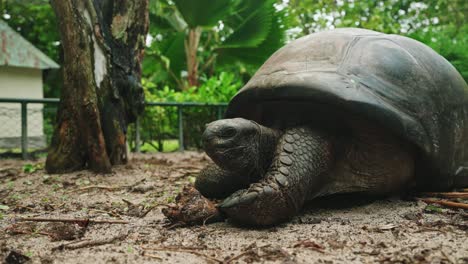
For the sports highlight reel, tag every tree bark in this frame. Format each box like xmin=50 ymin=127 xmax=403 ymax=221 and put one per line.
xmin=185 ymin=27 xmax=201 ymax=88
xmin=46 ymin=0 xmax=149 ymax=173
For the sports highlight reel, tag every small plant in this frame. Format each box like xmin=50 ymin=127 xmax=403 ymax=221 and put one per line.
xmin=42 ymin=174 xmax=62 ymax=185
xmin=9 ymin=193 xmax=23 ymax=201
xmin=75 ymin=179 xmax=91 ymax=186
xmin=23 ymin=163 xmax=44 ymax=173
xmin=23 ymin=180 xmax=33 ymax=186
xmin=424 ymin=204 xmax=443 ymax=213
xmin=52 ymin=183 xmax=63 ymax=191
xmin=6 ymin=181 xmax=14 ymax=189
xmin=133 ymin=73 xmax=241 ymax=151
xmin=127 ymin=246 xmax=134 ymax=253
xmin=187 ymin=176 xmax=196 ymax=184
xmin=166 ymin=195 xmax=176 ymax=203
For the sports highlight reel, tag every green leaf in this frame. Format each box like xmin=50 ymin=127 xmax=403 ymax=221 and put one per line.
xmin=221 ymin=0 xmax=275 ymax=48
xmin=156 ymin=32 xmax=187 ymax=78
xmin=23 ymin=164 xmax=35 ymax=173
xmin=22 ymin=163 xmax=43 ymax=173
xmin=217 ymin=8 xmax=287 ymax=66
xmin=173 ymin=0 xmax=233 ymax=28
xmin=0 ymin=204 xmax=9 ymax=211
xmin=150 ymin=14 xmax=174 ymax=31
xmin=149 ymin=0 xmax=187 ymax=33
xmin=424 ymin=204 xmax=443 ymax=213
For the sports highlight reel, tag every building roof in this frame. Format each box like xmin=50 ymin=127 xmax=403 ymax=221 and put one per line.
xmin=0 ymin=19 xmax=59 ymax=69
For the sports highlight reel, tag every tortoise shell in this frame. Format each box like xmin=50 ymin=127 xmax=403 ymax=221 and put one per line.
xmin=225 ymin=28 xmax=468 ymax=190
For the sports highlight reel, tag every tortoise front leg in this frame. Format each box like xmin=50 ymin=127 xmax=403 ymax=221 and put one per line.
xmin=218 ymin=127 xmax=334 ymax=226
xmin=195 ymin=162 xmax=250 ymax=199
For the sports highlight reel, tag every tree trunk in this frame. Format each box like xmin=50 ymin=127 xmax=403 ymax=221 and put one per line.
xmin=185 ymin=27 xmax=201 ymax=88
xmin=46 ymin=0 xmax=149 ymax=173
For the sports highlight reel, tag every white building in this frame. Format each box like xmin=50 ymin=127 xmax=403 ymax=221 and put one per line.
xmin=0 ymin=19 xmax=59 ymax=149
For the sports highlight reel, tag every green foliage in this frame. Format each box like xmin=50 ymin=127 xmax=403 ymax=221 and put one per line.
xmin=409 ymin=24 xmax=468 ymax=81
xmin=217 ymin=6 xmax=288 ymax=66
xmin=288 ymin=0 xmax=428 ymax=35
xmin=221 ymin=0 xmax=276 ymax=48
xmin=130 ymin=73 xmax=241 ymax=151
xmin=424 ymin=204 xmax=443 ymax=213
xmin=22 ymin=163 xmax=43 ymax=173
xmin=146 ymin=0 xmax=287 ymax=90
xmin=173 ymin=0 xmax=233 ymax=28
xmin=4 ymin=0 xmax=468 ymax=154
xmin=287 ymin=0 xmax=468 ymax=81
xmin=147 ymin=72 xmax=240 ymax=103
xmin=0 ymin=204 xmax=7 ymax=220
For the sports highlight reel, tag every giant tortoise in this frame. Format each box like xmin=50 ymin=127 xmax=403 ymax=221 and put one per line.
xmin=195 ymin=28 xmax=468 ymax=226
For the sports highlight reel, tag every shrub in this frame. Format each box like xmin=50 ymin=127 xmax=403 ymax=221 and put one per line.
xmin=129 ymin=72 xmax=241 ymax=151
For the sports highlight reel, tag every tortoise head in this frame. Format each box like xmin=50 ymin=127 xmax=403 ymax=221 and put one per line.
xmin=202 ymin=118 xmax=265 ymax=173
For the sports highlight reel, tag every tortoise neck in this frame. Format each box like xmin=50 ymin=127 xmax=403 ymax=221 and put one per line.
xmin=252 ymin=123 xmax=281 ymax=180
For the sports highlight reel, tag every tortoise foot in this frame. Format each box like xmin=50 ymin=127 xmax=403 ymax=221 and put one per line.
xmin=218 ymin=178 xmax=296 ymax=226
xmin=196 ymin=163 xmax=249 ymax=199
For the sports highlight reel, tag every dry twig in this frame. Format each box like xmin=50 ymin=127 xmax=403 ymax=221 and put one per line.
xmin=441 ymin=250 xmax=456 ymax=264
xmin=223 ymin=244 xmax=271 ymax=263
xmin=171 ymin=164 xmax=204 ymax=170
xmin=70 ymin=179 xmax=146 ymax=193
xmin=293 ymin=240 xmax=326 ymax=253
xmin=6 ymin=227 xmax=55 ymax=238
xmin=415 ymin=227 xmax=446 ymax=234
xmin=421 ymin=192 xmax=468 ymax=199
xmin=71 ymin=185 xmax=129 ymax=193
xmin=142 ymin=252 xmax=163 ymax=260
xmin=224 ymin=251 xmax=252 ymax=263
xmin=53 ymin=232 xmax=128 ymax=251
xmin=142 ymin=246 xmax=222 ymax=263
xmin=16 ymin=217 xmax=129 ymax=225
xmin=420 ymin=199 xmax=468 ymax=210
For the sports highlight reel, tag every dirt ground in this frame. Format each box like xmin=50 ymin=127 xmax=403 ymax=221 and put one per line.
xmin=0 ymin=152 xmax=467 ymax=264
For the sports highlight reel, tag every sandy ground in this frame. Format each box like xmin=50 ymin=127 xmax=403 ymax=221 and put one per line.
xmin=0 ymin=152 xmax=467 ymax=264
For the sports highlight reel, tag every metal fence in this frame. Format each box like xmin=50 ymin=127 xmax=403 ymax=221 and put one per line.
xmin=0 ymin=98 xmax=227 ymax=159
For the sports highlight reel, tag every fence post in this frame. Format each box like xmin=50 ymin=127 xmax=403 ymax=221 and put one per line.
xmin=135 ymin=116 xmax=141 ymax=153
xmin=216 ymin=106 xmax=224 ymax=120
xmin=177 ymin=106 xmax=184 ymax=151
xmin=21 ymin=101 xmax=28 ymax=160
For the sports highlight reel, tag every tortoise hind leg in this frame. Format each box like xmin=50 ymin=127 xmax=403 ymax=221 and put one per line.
xmin=219 ymin=127 xmax=334 ymax=226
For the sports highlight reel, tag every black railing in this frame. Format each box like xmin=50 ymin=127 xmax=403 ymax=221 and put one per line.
xmin=0 ymin=98 xmax=228 ymax=159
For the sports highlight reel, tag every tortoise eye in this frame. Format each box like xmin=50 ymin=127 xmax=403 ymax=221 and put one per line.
xmin=221 ymin=127 xmax=237 ymax=138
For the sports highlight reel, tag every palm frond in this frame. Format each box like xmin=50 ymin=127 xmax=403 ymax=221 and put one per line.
xmin=173 ymin=0 xmax=233 ymax=28
xmin=220 ymin=0 xmax=275 ymax=48
xmin=217 ymin=7 xmax=287 ymax=66
xmin=157 ymin=32 xmax=186 ymax=78
xmin=149 ymin=0 xmax=187 ymax=33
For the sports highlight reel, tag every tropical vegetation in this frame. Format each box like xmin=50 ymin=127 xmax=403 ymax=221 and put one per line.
xmin=2 ymin=0 xmax=467 ymax=150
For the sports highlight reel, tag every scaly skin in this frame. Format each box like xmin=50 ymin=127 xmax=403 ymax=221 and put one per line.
xmin=195 ymin=163 xmax=249 ymax=199
xmin=218 ymin=127 xmax=334 ymax=226
xmin=197 ymin=117 xmax=415 ymax=226
xmin=196 ymin=118 xmax=280 ymax=199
